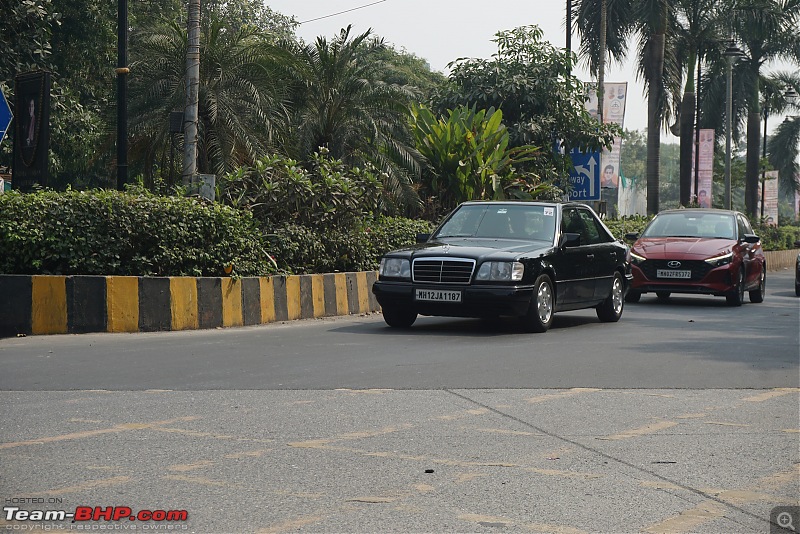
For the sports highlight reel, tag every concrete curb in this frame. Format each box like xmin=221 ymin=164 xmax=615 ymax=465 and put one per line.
xmin=0 ymin=272 xmax=380 ymax=337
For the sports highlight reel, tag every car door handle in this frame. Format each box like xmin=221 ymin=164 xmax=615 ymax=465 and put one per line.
xmin=586 ymin=254 xmax=595 ymax=260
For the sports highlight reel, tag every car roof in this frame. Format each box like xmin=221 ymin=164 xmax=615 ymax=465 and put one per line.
xmin=656 ymin=208 xmax=739 ymax=217
xmin=459 ymin=200 xmax=590 ymax=209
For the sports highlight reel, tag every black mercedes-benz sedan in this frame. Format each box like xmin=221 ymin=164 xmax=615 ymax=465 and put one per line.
xmin=372 ymin=201 xmax=632 ymax=332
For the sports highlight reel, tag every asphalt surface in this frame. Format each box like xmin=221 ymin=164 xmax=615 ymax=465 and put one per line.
xmin=0 ymin=272 xmax=798 ymax=533
xmin=0 ymin=274 xmax=797 ymax=391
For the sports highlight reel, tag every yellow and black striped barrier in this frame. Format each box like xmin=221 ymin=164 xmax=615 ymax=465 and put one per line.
xmin=0 ymin=272 xmax=379 ymax=337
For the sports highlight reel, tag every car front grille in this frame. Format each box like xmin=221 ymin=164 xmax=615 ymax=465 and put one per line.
xmin=413 ymin=258 xmax=475 ymax=284
xmin=639 ymin=260 xmax=714 ymax=281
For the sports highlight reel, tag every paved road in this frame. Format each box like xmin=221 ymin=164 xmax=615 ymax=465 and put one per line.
xmin=1 ymin=274 xmax=797 ymax=391
xmin=0 ymin=273 xmax=798 ymax=533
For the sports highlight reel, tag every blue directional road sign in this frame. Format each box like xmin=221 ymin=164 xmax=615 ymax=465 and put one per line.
xmin=0 ymin=88 xmax=12 ymax=147
xmin=567 ymin=147 xmax=601 ymax=201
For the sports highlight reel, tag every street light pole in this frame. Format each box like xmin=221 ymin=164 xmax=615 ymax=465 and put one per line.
xmin=722 ymin=42 xmax=742 ymax=210
xmin=760 ymin=104 xmax=768 ymax=220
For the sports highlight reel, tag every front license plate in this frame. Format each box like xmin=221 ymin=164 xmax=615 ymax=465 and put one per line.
xmin=415 ymin=289 xmax=462 ymax=302
xmin=656 ymin=269 xmax=691 ymax=279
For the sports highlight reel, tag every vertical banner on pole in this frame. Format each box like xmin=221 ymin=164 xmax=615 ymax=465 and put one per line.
xmin=13 ymin=70 xmax=51 ymax=191
xmin=759 ymin=170 xmax=779 ymax=226
xmin=584 ymin=82 xmax=630 ymax=212
xmin=795 ymin=184 xmax=800 ymax=221
xmin=690 ymin=129 xmax=714 ymax=207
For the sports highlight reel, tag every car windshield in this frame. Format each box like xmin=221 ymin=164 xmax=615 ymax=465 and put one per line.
xmin=642 ymin=212 xmax=736 ymax=239
xmin=434 ymin=204 xmax=557 ymax=242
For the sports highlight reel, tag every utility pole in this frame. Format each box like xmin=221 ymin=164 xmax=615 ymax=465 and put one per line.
xmin=182 ymin=0 xmax=200 ymax=187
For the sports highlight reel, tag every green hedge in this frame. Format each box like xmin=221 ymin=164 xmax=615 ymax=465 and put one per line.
xmin=752 ymin=223 xmax=800 ymax=251
xmin=0 ymin=189 xmax=276 ymax=276
xmin=604 ymin=216 xmax=652 ymax=240
xmin=270 ymin=217 xmax=433 ymax=274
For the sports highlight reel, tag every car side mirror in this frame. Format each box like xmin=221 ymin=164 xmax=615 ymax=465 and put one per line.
xmin=742 ymin=234 xmax=760 ymax=244
xmin=416 ymin=233 xmax=430 ymax=243
xmin=624 ymin=232 xmax=639 ymax=241
xmin=559 ymin=232 xmax=582 ymax=248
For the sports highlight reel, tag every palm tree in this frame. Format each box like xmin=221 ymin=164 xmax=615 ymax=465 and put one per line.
xmin=765 ymin=71 xmax=800 ymax=196
xmin=673 ymin=0 xmax=725 ymax=206
xmin=129 ymin=13 xmax=291 ymax=183
xmin=183 ymin=0 xmax=200 ymax=185
xmin=729 ymin=0 xmax=800 ymax=218
xmin=575 ymin=0 xmax=673 ymax=215
xmin=287 ymin=26 xmax=423 ymax=213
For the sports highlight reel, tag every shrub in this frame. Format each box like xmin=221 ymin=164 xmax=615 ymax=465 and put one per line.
xmin=219 ymin=151 xmax=383 ymax=230
xmin=0 ymin=189 xmax=276 ymax=276
xmin=753 ymin=224 xmax=800 ymax=251
xmin=604 ymin=216 xmax=652 ymax=240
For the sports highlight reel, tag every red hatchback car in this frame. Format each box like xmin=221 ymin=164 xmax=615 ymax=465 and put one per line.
xmin=625 ymin=209 xmax=766 ymax=306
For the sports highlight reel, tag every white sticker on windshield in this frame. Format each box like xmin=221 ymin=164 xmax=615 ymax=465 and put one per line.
xmin=497 ymin=209 xmax=508 ymax=213
xmin=544 ymin=207 xmax=554 ymax=216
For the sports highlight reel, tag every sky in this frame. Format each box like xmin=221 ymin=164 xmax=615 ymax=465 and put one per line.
xmin=265 ymin=0 xmax=795 ymax=138
xmin=267 ymin=0 xmax=652 ymax=130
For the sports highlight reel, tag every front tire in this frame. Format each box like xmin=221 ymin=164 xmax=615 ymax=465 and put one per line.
xmin=597 ymin=272 xmax=624 ymax=322
xmin=381 ymin=305 xmax=417 ymax=328
xmin=726 ymin=268 xmax=745 ymax=307
xmin=520 ymin=275 xmax=554 ymax=333
xmin=749 ymin=268 xmax=765 ymax=303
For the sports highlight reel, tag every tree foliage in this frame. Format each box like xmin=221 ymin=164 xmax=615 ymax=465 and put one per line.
xmin=433 ymin=26 xmax=618 ymax=153
xmin=285 ymin=26 xmax=424 ymax=214
xmin=411 ymin=104 xmax=559 ymax=214
xmin=128 ymin=14 xmax=292 ymax=181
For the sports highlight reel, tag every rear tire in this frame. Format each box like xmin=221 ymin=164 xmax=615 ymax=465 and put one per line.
xmin=520 ymin=275 xmax=554 ymax=333
xmin=726 ymin=268 xmax=745 ymax=307
xmin=748 ymin=268 xmax=765 ymax=303
xmin=381 ymin=305 xmax=417 ymax=328
xmin=597 ymin=273 xmax=624 ymax=323
xmin=625 ymin=290 xmax=641 ymax=303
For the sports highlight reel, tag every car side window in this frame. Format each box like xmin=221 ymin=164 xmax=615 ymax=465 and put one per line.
xmin=738 ymin=214 xmax=754 ymax=236
xmin=577 ymin=209 xmax=609 ymax=245
xmin=562 ymin=208 xmax=588 ymax=245
xmin=736 ymin=215 xmax=749 ymax=239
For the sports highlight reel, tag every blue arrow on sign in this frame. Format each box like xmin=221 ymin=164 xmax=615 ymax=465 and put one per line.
xmin=0 ymin=88 xmax=12 ymax=147
xmin=568 ymin=147 xmax=601 ymax=201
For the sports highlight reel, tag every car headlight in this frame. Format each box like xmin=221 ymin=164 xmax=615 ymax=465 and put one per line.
xmin=379 ymin=257 xmax=410 ymax=279
xmin=630 ymin=251 xmax=646 ymax=265
xmin=475 ymin=261 xmax=524 ymax=282
xmin=705 ymin=251 xmax=733 ymax=267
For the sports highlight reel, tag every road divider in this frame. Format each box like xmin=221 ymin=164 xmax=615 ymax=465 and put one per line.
xmin=1 ymin=248 xmax=795 ymax=337
xmin=0 ymin=272 xmax=380 ymax=337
